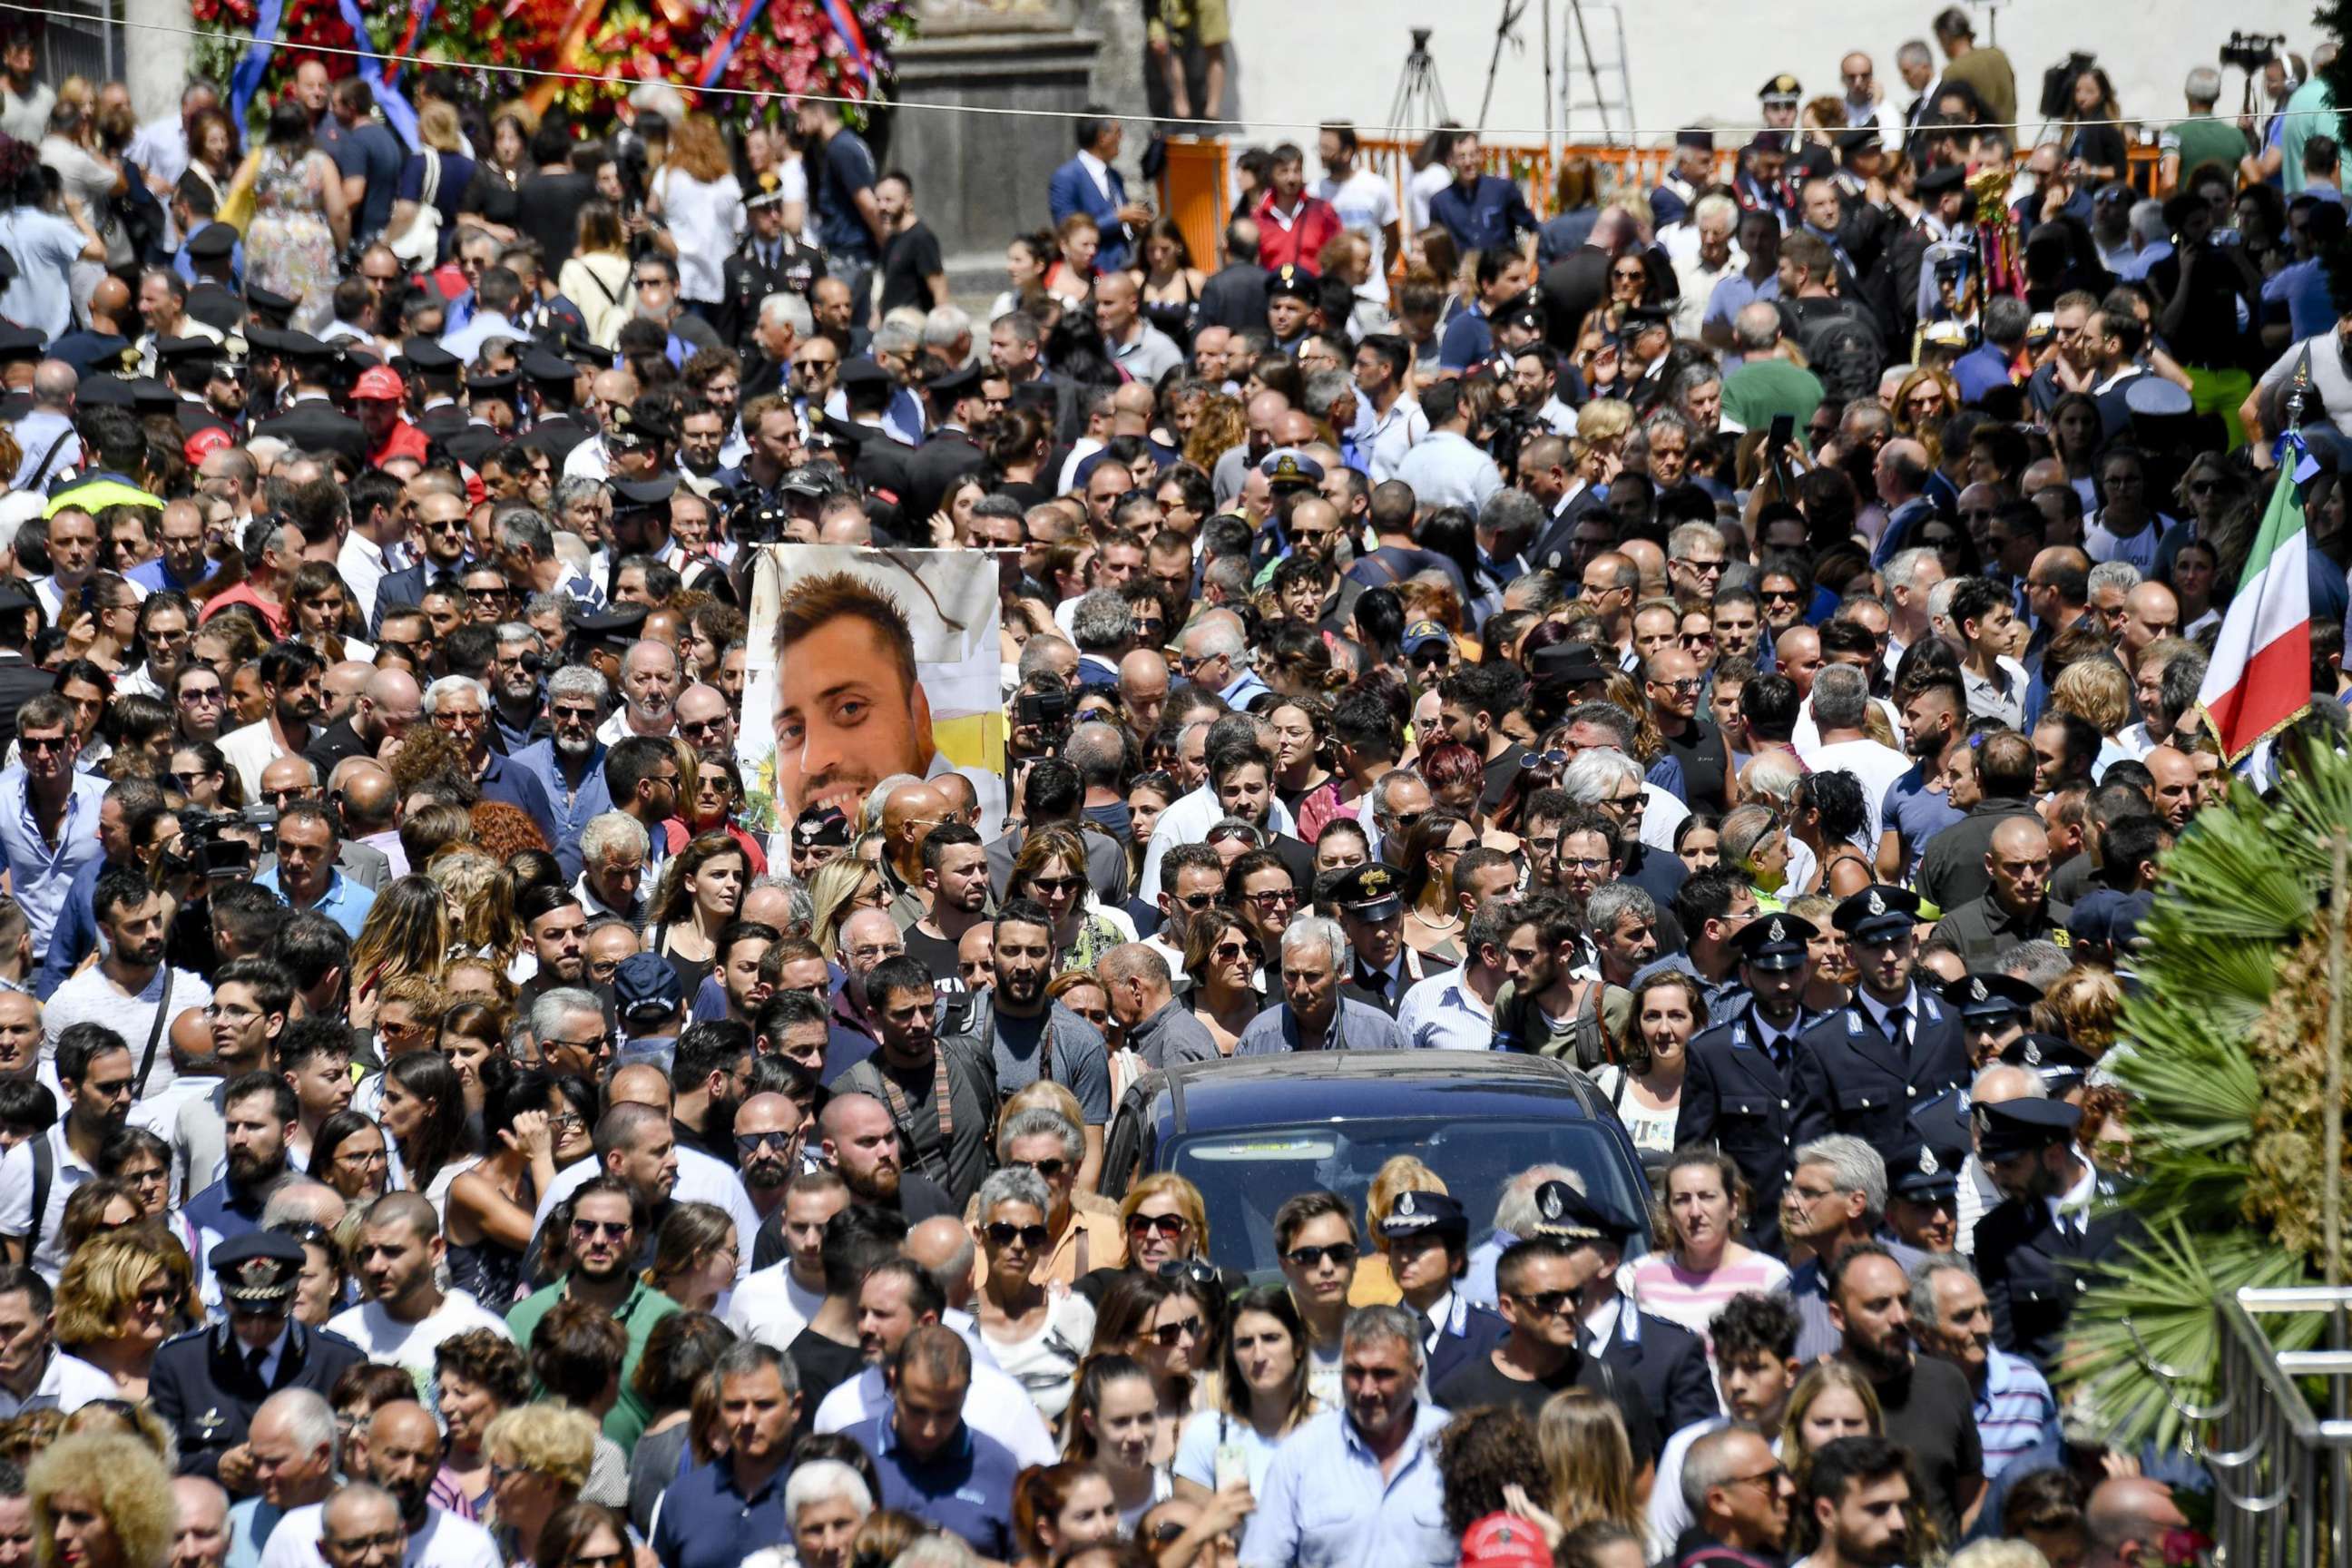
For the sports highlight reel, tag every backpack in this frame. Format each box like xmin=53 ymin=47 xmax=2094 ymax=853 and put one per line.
xmin=1788 ymin=297 xmax=1886 ymax=405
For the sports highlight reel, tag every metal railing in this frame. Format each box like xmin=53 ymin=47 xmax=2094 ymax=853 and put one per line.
xmin=2199 ymin=1288 xmax=2352 ymax=1568
xmin=39 ymin=0 xmax=121 ymax=90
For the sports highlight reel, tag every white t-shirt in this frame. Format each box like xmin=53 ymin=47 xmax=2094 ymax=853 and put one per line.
xmin=811 ymin=1359 xmax=1058 ymax=1469
xmin=259 ymin=1504 xmax=501 ymax=1568
xmin=0 ymin=1122 xmax=97 ymax=1280
xmin=724 ymin=1262 xmax=826 ymax=1351
xmin=1314 ymin=168 xmax=1400 ymax=299
xmin=978 ymin=1291 xmax=1095 ymax=1421
xmin=0 ymin=1348 xmax=117 ymax=1416
xmin=1173 ymin=1407 xmax=1289 ymax=1497
xmin=531 ymin=1149 xmax=757 ymax=1284
xmin=41 ymin=964 xmax=211 ymax=1099
xmin=655 ymin=167 xmax=746 ymax=303
xmin=2084 ymin=511 xmax=2164 ymax=575
xmin=1797 ymin=736 xmax=1916 ymax=849
xmin=325 ymin=1290 xmax=514 ymax=1405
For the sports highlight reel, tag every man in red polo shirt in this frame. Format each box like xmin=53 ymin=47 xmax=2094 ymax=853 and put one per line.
xmin=351 ymin=366 xmax=428 ymax=467
xmin=1254 ymin=142 xmax=1343 ymax=275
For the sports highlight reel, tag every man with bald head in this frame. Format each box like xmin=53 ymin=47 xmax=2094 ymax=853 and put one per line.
xmin=1211 ymin=390 xmax=1291 ymax=505
xmin=2144 ymin=746 xmax=2200 ymax=829
xmin=358 ymin=1404 xmax=499 ymax=1559
xmin=302 ymin=667 xmax=419 ymax=779
xmin=1872 ymin=437 xmax=1938 ymax=564
xmin=2119 ymin=581 xmax=2179 ymax=660
xmin=328 ymin=760 xmax=405 ymax=877
xmin=1932 ymin=817 xmax=2066 ymax=969
xmin=877 ymin=780 xmax=952 ymax=921
xmin=601 ymin=639 xmax=680 ymax=744
xmin=2082 ymin=1476 xmax=2191 ymax=1568
xmin=313 ymin=662 xmax=371 ymax=730
xmin=674 ymin=682 xmax=734 ymax=765
xmin=1118 ymin=651 xmax=1169 ymax=740
xmin=171 ymin=1476 xmax=230 ymax=1568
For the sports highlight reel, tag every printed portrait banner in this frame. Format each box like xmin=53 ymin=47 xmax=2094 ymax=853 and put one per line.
xmin=738 ymin=544 xmax=1008 ymax=844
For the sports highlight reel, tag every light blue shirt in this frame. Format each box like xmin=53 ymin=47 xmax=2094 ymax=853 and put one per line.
xmin=0 ymin=766 xmax=106 ymax=952
xmin=253 ymin=864 xmax=377 ymax=938
xmin=511 ymin=736 xmax=613 ymax=883
xmin=1395 ymin=967 xmax=1496 ymax=1052
xmin=1390 ymin=429 xmax=1502 ymax=514
xmin=1234 ymin=996 xmax=1410 ymax=1055
xmin=1239 ymin=1403 xmax=1456 ymax=1568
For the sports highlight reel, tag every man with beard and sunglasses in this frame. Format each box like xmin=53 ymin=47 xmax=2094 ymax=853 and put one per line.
xmin=505 ymin=1176 xmax=678 ymax=1447
xmin=1879 ymin=667 xmax=1967 ymax=887
xmin=1828 ymin=1242 xmax=1984 ymax=1543
xmin=1429 ymin=1233 xmax=1659 ymax=1451
xmin=514 ymin=667 xmax=615 ymax=886
xmin=181 ymin=1072 xmax=297 ymax=1243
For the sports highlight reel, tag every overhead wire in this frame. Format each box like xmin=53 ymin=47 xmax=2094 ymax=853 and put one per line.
xmin=0 ymin=0 xmax=2320 ymax=149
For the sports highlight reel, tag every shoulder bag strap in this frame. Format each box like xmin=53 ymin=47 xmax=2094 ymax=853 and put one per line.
xmin=132 ymin=968 xmax=173 ymax=1098
xmin=24 ymin=1130 xmax=53 ymax=1262
xmin=24 ymin=427 xmax=73 ymax=491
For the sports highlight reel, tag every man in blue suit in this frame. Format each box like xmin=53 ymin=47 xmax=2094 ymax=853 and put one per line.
xmin=1049 ymin=110 xmax=1152 ymax=274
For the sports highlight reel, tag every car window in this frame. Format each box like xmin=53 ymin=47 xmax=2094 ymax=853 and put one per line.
xmin=1165 ymin=1116 xmax=1650 ymax=1279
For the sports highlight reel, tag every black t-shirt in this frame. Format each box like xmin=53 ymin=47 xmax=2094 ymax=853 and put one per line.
xmin=1431 ymin=1348 xmax=1661 ymax=1457
xmin=1867 ymin=1356 xmax=1984 ymax=1542
xmin=877 ymin=219 xmax=944 ymax=318
xmin=788 ymin=1328 xmax=865 ymax=1432
xmin=902 ymin=923 xmax=964 ymax=991
xmin=750 ymin=1179 xmax=958 ymax=1269
xmin=1659 ymin=719 xmax=1730 ymax=814
xmin=517 ymin=170 xmax=597 ymax=270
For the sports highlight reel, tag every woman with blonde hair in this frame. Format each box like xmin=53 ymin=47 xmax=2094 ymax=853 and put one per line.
xmin=427 ymin=848 xmax=521 ymax=975
xmin=25 ymin=1430 xmax=177 ymax=1568
xmin=2049 ymin=655 xmax=2132 ymax=760
xmin=1347 ymin=1155 xmax=1448 ymax=1308
xmin=348 ymin=876 xmax=453 ymax=1031
xmin=1537 ymin=1389 xmax=1641 ymax=1536
xmin=648 ymin=115 xmax=743 ymax=318
xmin=1891 ymin=367 xmax=1960 ymax=461
xmin=808 ymin=856 xmax=890 ymax=962
xmin=1181 ymin=395 xmax=1244 ymax=471
xmin=484 ymin=1403 xmax=601 ymax=1565
xmin=561 ymin=201 xmax=637 ymax=348
xmin=55 ymin=1224 xmax=192 ymax=1400
xmin=2035 ymin=965 xmax=2124 ymax=1057
xmin=386 ymin=101 xmax=475 ymax=269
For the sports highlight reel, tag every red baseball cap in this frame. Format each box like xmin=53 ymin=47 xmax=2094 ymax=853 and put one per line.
xmin=182 ymin=426 xmax=232 ymax=465
xmin=1457 ymin=1514 xmax=1553 ymax=1568
xmin=350 ymin=366 xmax=407 ymax=402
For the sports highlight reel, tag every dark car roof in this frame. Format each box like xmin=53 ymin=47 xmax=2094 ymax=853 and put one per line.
xmin=1149 ymin=1052 xmax=1609 ymax=1136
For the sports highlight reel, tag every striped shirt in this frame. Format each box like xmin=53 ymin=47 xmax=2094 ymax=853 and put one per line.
xmin=1976 ymin=1347 xmax=2060 ymax=1478
xmin=1621 ymin=1250 xmax=1793 ymax=1340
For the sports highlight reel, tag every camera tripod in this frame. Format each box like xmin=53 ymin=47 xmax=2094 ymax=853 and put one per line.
xmin=1387 ymin=28 xmax=1452 ymax=140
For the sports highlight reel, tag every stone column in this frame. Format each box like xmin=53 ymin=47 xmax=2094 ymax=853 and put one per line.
xmin=890 ymin=0 xmax=1104 ymax=285
xmin=124 ymin=0 xmax=193 ymax=122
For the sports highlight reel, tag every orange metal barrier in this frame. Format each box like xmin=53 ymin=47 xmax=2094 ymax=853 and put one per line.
xmin=1159 ymin=133 xmax=2167 ymax=240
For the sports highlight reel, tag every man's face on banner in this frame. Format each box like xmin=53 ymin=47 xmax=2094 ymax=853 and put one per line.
xmin=773 ymin=609 xmax=936 ymax=825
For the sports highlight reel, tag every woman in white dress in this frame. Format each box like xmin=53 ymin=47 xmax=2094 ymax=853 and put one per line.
xmin=648 ymin=115 xmax=744 ymax=321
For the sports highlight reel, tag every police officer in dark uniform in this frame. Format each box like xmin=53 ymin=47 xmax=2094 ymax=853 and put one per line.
xmin=718 ymin=172 xmax=828 ymax=351
xmin=1972 ymin=1098 xmax=2144 ymax=1373
xmin=1941 ymin=973 xmax=2039 ymax=1067
xmin=1884 ymin=1121 xmax=1969 ymax=1254
xmin=1533 ymin=1179 xmax=1718 ymax=1436
xmin=1789 ymin=885 xmax=1971 ymax=1161
xmin=1378 ymin=1189 xmax=1506 ymax=1388
xmin=1333 ymin=863 xmax=1423 ymax=1015
xmin=899 ymin=359 xmax=989 ymax=529
xmin=1674 ymin=912 xmax=1821 ymax=1230
xmin=149 ymin=1230 xmax=367 ymax=1481
xmin=569 ymin=603 xmax=651 ymax=692
xmin=1996 ymin=1033 xmax=2097 ymax=1098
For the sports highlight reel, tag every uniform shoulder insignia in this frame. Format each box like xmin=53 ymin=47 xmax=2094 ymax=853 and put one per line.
xmin=1847 ymin=1011 xmax=1864 ymax=1034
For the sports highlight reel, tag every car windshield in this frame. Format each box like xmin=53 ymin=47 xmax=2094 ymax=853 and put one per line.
xmin=1167 ymin=1116 xmax=1651 ymax=1279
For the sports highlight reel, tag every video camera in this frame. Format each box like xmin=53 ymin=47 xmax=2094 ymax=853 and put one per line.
xmin=168 ymin=805 xmax=274 ymax=880
xmin=2037 ymin=50 xmax=2098 ymax=123
xmin=2222 ymin=31 xmax=2284 ymax=74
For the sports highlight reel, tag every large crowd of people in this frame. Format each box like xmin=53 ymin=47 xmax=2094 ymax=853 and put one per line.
xmin=0 ymin=7 xmax=2312 ymax=1568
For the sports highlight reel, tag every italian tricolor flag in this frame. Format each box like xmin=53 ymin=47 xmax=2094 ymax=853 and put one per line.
xmin=2198 ymin=456 xmax=2313 ymax=763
